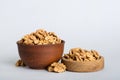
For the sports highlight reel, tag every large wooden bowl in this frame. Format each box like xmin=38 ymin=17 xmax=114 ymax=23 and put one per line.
xmin=61 ymin=56 xmax=104 ymax=72
xmin=17 ymin=40 xmax=65 ymax=69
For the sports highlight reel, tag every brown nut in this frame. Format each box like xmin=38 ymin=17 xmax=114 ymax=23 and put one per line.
xmin=18 ymin=29 xmax=62 ymax=45
xmin=15 ymin=59 xmax=26 ymax=67
xmin=48 ymin=62 xmax=66 ymax=73
xmin=63 ymin=48 xmax=101 ymax=62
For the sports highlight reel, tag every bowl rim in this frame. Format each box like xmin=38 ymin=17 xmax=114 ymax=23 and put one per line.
xmin=16 ymin=40 xmax=65 ymax=46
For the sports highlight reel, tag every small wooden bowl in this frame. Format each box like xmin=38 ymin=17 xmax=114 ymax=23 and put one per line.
xmin=17 ymin=40 xmax=65 ymax=69
xmin=61 ymin=56 xmax=104 ymax=72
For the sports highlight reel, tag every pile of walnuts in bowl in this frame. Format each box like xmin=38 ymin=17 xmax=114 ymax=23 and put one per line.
xmin=18 ymin=29 xmax=61 ymax=45
xmin=16 ymin=29 xmax=66 ymax=73
xmin=63 ymin=48 xmax=101 ymax=62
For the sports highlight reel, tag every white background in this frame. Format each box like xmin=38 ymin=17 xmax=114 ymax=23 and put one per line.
xmin=0 ymin=0 xmax=120 ymax=80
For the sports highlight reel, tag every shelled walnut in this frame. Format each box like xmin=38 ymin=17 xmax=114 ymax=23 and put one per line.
xmin=15 ymin=59 xmax=26 ymax=67
xmin=48 ymin=62 xmax=66 ymax=73
xmin=17 ymin=29 xmax=61 ymax=45
xmin=63 ymin=48 xmax=101 ymax=62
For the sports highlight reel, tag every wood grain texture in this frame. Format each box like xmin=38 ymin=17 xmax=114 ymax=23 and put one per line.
xmin=61 ymin=56 xmax=104 ymax=72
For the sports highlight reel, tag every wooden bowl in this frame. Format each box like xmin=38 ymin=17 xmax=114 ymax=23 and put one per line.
xmin=61 ymin=56 xmax=104 ymax=72
xmin=17 ymin=40 xmax=65 ymax=69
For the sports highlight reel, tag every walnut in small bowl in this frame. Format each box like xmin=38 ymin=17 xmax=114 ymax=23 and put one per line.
xmin=62 ymin=48 xmax=104 ymax=72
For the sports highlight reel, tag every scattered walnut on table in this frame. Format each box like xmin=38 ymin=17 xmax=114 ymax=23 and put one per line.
xmin=48 ymin=62 xmax=66 ymax=73
xmin=15 ymin=59 xmax=26 ymax=67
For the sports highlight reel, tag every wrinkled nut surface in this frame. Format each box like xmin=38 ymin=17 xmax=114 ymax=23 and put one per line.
xmin=15 ymin=59 xmax=26 ymax=67
xmin=63 ymin=48 xmax=101 ymax=62
xmin=48 ymin=62 xmax=66 ymax=73
xmin=17 ymin=29 xmax=61 ymax=45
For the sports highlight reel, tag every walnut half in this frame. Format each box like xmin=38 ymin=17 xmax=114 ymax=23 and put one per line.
xmin=48 ymin=62 xmax=66 ymax=73
xmin=15 ymin=59 xmax=26 ymax=67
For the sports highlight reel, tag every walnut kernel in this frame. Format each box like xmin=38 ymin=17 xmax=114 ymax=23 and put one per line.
xmin=63 ymin=48 xmax=101 ymax=62
xmin=48 ymin=62 xmax=66 ymax=73
xmin=15 ymin=59 xmax=26 ymax=67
